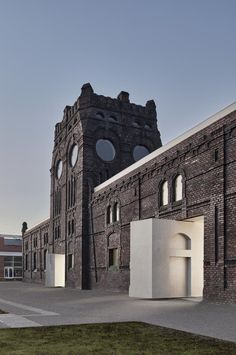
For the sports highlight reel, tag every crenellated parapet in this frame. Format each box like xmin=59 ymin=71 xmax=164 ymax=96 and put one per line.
xmin=54 ymin=83 xmax=158 ymax=140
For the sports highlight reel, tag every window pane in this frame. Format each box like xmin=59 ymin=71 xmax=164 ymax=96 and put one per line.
xmin=109 ymin=248 xmax=118 ymax=268
xmin=133 ymin=145 xmax=150 ymax=161
xmin=69 ymin=144 xmax=79 ymax=167
xmin=4 ymin=257 xmax=13 ymax=267
xmin=96 ymin=139 xmax=116 ymax=162
xmin=14 ymin=256 xmax=22 ymax=267
xmin=56 ymin=160 xmax=63 ymax=179
xmin=174 ymin=175 xmax=183 ymax=201
xmin=161 ymin=181 xmax=168 ymax=206
xmin=68 ymin=254 xmax=73 ymax=269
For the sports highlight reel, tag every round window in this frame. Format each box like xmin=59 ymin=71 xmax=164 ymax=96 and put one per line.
xmin=56 ymin=160 xmax=63 ymax=179
xmin=133 ymin=145 xmax=150 ymax=161
xmin=96 ymin=139 xmax=116 ymax=162
xmin=69 ymin=144 xmax=78 ymax=167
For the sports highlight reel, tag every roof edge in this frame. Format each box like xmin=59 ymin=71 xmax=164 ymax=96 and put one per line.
xmin=24 ymin=218 xmax=50 ymax=235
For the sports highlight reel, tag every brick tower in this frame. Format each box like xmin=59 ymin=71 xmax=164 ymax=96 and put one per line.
xmin=49 ymin=83 xmax=162 ymax=288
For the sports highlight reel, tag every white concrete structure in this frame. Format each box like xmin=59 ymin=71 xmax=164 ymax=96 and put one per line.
xmin=45 ymin=254 xmax=65 ymax=287
xmin=129 ymin=218 xmax=204 ymax=299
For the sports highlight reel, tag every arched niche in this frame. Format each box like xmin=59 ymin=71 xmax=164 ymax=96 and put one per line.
xmin=170 ymin=233 xmax=191 ymax=250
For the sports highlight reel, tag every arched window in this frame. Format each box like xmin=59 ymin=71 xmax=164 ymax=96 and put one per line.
xmin=44 ymin=250 xmax=47 ymax=271
xmin=113 ymin=203 xmax=120 ymax=222
xmin=173 ymin=174 xmax=183 ymax=202
xmin=96 ymin=112 xmax=104 ymax=119
xmin=160 ymin=180 xmax=168 ymax=206
xmin=107 ymin=205 xmax=112 ymax=225
xmin=33 ymin=252 xmax=37 ymax=270
xmin=25 ymin=254 xmax=28 ymax=271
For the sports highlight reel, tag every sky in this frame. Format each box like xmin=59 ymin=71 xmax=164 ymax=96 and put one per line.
xmin=0 ymin=0 xmax=236 ymax=234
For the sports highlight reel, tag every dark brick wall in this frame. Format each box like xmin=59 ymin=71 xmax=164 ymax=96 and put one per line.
xmin=90 ymin=110 xmax=236 ymax=302
xmin=22 ymin=84 xmax=236 ymax=302
xmin=48 ymin=84 xmax=162 ymax=288
xmin=23 ymin=220 xmax=49 ymax=284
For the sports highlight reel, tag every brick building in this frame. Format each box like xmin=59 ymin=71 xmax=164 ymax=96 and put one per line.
xmin=0 ymin=234 xmax=22 ymax=280
xmin=23 ymin=84 xmax=236 ymax=302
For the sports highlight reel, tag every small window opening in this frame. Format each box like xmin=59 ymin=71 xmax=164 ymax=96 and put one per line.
xmin=44 ymin=250 xmax=47 ymax=271
xmin=214 ymin=149 xmax=219 ymax=162
xmin=113 ymin=203 xmax=120 ymax=222
xmin=109 ymin=248 xmax=118 ymax=269
xmin=25 ymin=254 xmax=28 ymax=271
xmin=33 ymin=252 xmax=37 ymax=271
xmin=109 ymin=115 xmax=117 ymax=122
xmin=68 ymin=254 xmax=73 ymax=269
xmin=173 ymin=175 xmax=183 ymax=202
xmin=107 ymin=206 xmax=112 ymax=225
xmin=160 ymin=180 xmax=168 ymax=206
xmin=96 ymin=112 xmax=104 ymax=119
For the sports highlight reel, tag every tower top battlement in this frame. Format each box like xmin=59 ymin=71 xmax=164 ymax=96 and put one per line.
xmin=54 ymin=83 xmax=158 ymax=140
xmin=62 ymin=82 xmax=157 ymax=121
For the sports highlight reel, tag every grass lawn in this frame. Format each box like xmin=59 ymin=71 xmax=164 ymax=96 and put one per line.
xmin=0 ymin=322 xmax=236 ymax=354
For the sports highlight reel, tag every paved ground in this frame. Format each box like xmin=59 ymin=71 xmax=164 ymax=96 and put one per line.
xmin=0 ymin=281 xmax=236 ymax=342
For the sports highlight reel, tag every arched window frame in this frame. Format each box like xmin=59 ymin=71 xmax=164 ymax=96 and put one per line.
xmin=113 ymin=202 xmax=120 ymax=223
xmin=173 ymin=174 xmax=183 ymax=202
xmin=44 ymin=250 xmax=47 ymax=271
xmin=106 ymin=200 xmax=121 ymax=226
xmin=95 ymin=111 xmax=105 ymax=119
xmin=33 ymin=252 xmax=37 ymax=271
xmin=106 ymin=232 xmax=120 ymax=271
xmin=160 ymin=179 xmax=169 ymax=207
xmin=107 ymin=205 xmax=112 ymax=225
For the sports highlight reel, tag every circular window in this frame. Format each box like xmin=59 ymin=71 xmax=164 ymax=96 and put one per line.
xmin=96 ymin=139 xmax=116 ymax=162
xmin=69 ymin=144 xmax=78 ymax=167
xmin=56 ymin=160 xmax=63 ymax=179
xmin=133 ymin=145 xmax=150 ymax=161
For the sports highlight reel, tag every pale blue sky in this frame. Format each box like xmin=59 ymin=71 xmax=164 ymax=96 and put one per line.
xmin=1 ymin=0 xmax=236 ymax=234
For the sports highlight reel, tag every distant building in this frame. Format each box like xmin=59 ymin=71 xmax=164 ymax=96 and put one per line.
xmin=22 ymin=219 xmax=49 ymax=283
xmin=22 ymin=84 xmax=236 ymax=303
xmin=0 ymin=234 xmax=22 ymax=280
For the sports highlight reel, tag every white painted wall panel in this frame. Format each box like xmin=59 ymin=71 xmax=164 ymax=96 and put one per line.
xmin=129 ymin=218 xmax=204 ymax=299
xmin=45 ymin=254 xmax=65 ymax=287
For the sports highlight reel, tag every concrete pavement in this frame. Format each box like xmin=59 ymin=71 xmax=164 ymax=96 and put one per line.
xmin=0 ymin=281 xmax=236 ymax=342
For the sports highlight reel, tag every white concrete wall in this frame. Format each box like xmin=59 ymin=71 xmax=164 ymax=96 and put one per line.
xmin=129 ymin=218 xmax=204 ymax=299
xmin=45 ymin=254 xmax=65 ymax=287
xmin=130 ymin=220 xmax=153 ymax=298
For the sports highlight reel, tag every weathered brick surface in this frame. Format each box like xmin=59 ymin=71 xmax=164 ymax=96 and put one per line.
xmin=91 ymin=109 xmax=236 ymax=302
xmin=22 ymin=219 xmax=49 ymax=284
xmin=22 ymin=84 xmax=236 ymax=302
